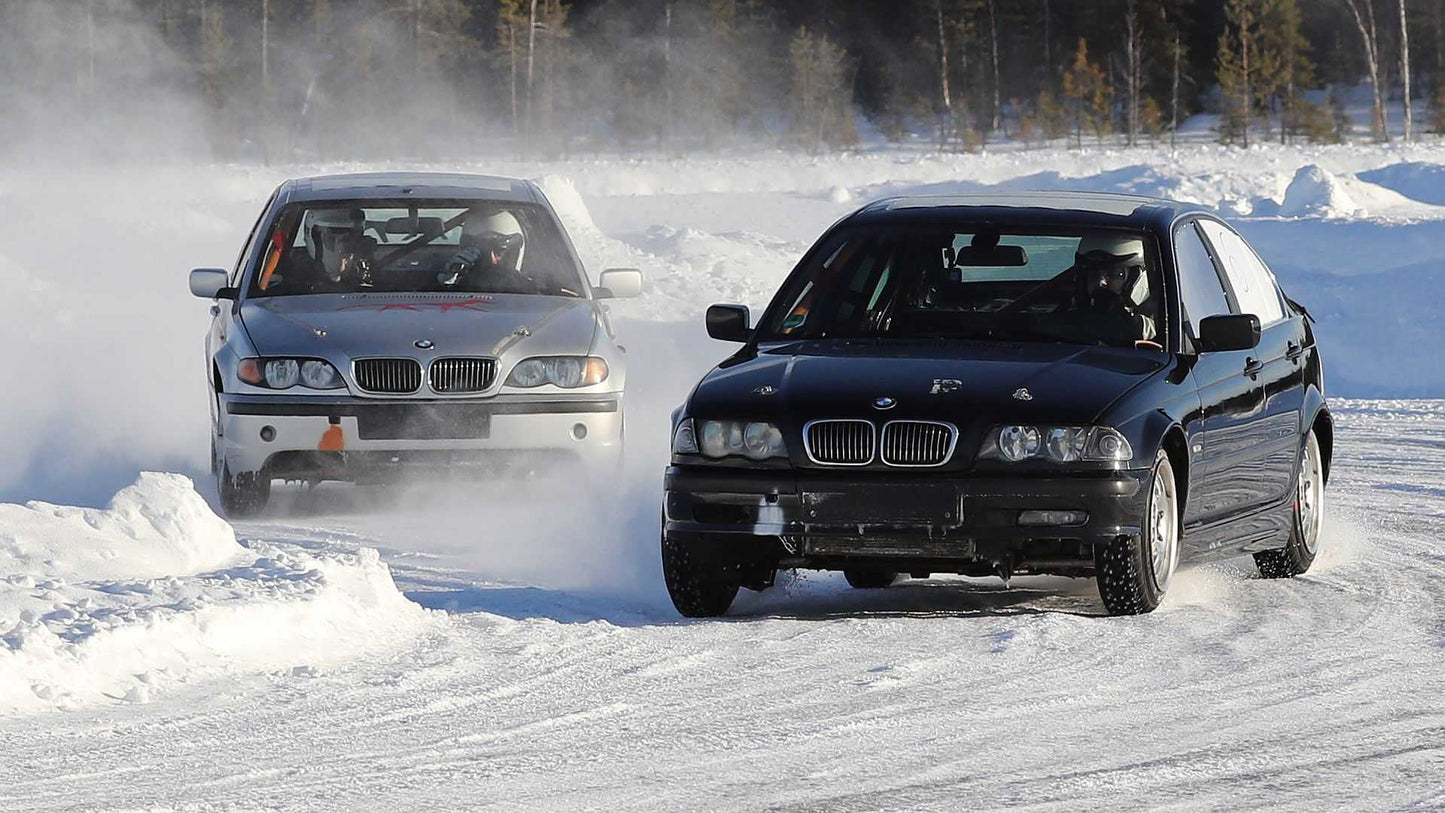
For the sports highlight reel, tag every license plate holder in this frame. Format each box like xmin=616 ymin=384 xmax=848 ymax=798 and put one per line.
xmin=801 ymin=483 xmax=961 ymax=526
xmin=356 ymin=405 xmax=492 ymax=440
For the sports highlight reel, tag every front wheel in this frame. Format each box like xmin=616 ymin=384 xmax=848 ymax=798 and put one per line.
xmin=217 ymin=460 xmax=270 ymax=519
xmin=1095 ymin=448 xmax=1180 ymax=616
xmin=661 ymin=528 xmax=740 ymax=618
xmin=1255 ymin=429 xmax=1324 ymax=579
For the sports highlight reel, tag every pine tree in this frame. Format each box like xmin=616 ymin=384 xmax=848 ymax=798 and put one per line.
xmin=1063 ymin=38 xmax=1110 ymax=146
xmin=790 ymin=26 xmax=856 ymax=152
xmin=1216 ymin=0 xmax=1261 ymax=146
xmin=1261 ymin=0 xmax=1313 ymax=144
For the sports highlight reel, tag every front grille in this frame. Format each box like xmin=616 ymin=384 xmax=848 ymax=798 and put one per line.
xmin=804 ymin=419 xmax=875 ymax=466
xmin=429 ymin=358 xmax=496 ymax=393
xmin=880 ymin=420 xmax=957 ymax=467
xmin=354 ymin=358 xmax=422 ymax=394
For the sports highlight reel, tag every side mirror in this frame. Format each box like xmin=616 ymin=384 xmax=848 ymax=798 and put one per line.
xmin=1197 ymin=313 xmax=1260 ymax=352
xmin=706 ymin=304 xmax=751 ymax=342
xmin=190 ymin=268 xmax=235 ymax=299
xmin=596 ymin=268 xmax=643 ymax=299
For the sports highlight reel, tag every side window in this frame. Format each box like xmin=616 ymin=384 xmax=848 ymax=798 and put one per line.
xmin=1197 ymin=220 xmax=1285 ymax=325
xmin=1173 ymin=221 xmax=1232 ymax=334
xmin=231 ymin=192 xmax=277 ymax=286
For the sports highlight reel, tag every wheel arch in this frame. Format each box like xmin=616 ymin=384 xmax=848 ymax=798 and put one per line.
xmin=1310 ymin=406 xmax=1334 ymax=485
xmin=1159 ymin=424 xmax=1190 ymax=521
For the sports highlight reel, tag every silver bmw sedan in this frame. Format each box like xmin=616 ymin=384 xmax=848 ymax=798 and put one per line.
xmin=189 ymin=172 xmax=640 ymax=517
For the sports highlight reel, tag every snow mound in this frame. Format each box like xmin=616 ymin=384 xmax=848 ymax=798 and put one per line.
xmin=1356 ymin=162 xmax=1445 ymax=207
xmin=1278 ymin=165 xmax=1361 ymax=219
xmin=625 ymin=224 xmax=803 ymax=316
xmin=0 ymin=472 xmax=240 ymax=581
xmin=0 ymin=474 xmax=435 ymax=712
xmin=533 ymin=174 xmax=599 ymax=236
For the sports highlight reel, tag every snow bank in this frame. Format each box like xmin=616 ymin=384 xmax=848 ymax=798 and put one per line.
xmin=0 ymin=472 xmax=239 ymax=581
xmin=0 ymin=474 xmax=434 ymax=712
xmin=1356 ymin=162 xmax=1445 ymax=206
xmin=1278 ymin=164 xmax=1361 ymax=218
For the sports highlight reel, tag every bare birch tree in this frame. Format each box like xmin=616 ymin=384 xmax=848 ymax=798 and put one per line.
xmin=1342 ymin=0 xmax=1388 ymax=141
xmin=1398 ymin=0 xmax=1411 ymax=140
xmin=1124 ymin=0 xmax=1141 ymax=146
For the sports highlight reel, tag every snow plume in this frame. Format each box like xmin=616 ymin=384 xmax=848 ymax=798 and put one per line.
xmin=0 ymin=473 xmax=434 ymax=712
xmin=0 ymin=0 xmax=210 ymax=164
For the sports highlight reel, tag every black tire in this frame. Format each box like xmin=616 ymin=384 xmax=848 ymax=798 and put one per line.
xmin=1095 ymin=448 xmax=1180 ymax=616
xmin=1255 ymin=429 xmax=1324 ymax=579
xmin=843 ymin=568 xmax=899 ymax=589
xmin=661 ymin=530 xmax=740 ymax=618
xmin=218 ymin=461 xmax=270 ymax=519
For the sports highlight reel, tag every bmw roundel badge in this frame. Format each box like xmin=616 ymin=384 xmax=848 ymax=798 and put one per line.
xmin=414 ymin=339 xmax=435 ymax=349
xmin=873 ymin=396 xmax=897 ymax=410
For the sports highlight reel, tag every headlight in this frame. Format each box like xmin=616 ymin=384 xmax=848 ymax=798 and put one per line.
xmin=998 ymin=425 xmax=1041 ymax=461
xmin=264 ymin=359 xmax=300 ymax=389
xmin=690 ymin=419 xmax=786 ymax=460
xmin=982 ymin=425 xmax=1132 ymax=463
xmin=300 ymin=360 xmax=343 ymax=389
xmin=672 ymin=418 xmax=699 ymax=454
xmin=237 ymin=358 xmax=345 ymax=390
xmin=505 ymin=356 xmax=608 ymax=388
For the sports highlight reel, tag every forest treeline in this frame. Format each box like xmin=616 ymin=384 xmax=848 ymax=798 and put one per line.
xmin=3 ymin=0 xmax=1444 ymax=160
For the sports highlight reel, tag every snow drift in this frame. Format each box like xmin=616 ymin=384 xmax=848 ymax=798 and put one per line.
xmin=1278 ymin=164 xmax=1361 ymax=219
xmin=0 ymin=473 xmax=434 ymax=712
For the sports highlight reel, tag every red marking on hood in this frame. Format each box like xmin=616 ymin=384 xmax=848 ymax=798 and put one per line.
xmin=336 ymin=297 xmax=494 ymax=314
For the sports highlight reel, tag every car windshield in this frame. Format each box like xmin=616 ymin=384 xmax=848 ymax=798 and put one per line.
xmin=247 ymin=200 xmax=584 ymax=298
xmin=760 ymin=224 xmax=1164 ymax=349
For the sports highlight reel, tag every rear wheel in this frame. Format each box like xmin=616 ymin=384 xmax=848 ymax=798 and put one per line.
xmin=1255 ymin=429 xmax=1324 ymax=579
xmin=1095 ymin=448 xmax=1179 ymax=616
xmin=217 ymin=460 xmax=270 ymax=519
xmin=843 ymin=568 xmax=899 ymax=589
xmin=661 ymin=527 xmax=740 ymax=618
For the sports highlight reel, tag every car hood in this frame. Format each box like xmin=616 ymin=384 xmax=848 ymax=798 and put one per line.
xmin=239 ymin=293 xmax=599 ymax=359
xmin=690 ymin=340 xmax=1166 ymax=426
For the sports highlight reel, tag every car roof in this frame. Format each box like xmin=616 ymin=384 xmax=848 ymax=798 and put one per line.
xmin=852 ymin=191 xmax=1212 ymax=230
xmin=281 ymin=172 xmax=539 ymax=204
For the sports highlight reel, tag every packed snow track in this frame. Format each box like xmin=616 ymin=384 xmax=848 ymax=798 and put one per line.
xmin=3 ymin=148 xmax=1445 ymax=808
xmin=1 ymin=400 xmax=1442 ymax=809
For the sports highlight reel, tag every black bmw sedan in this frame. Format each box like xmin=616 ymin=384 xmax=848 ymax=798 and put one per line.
xmin=662 ymin=192 xmax=1332 ymax=617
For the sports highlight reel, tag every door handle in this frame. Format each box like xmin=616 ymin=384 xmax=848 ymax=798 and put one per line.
xmin=1243 ymin=357 xmax=1264 ymax=377
xmin=1286 ymin=342 xmax=1304 ymax=362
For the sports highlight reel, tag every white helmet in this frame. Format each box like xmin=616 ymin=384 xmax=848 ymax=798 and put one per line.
xmin=463 ymin=209 xmax=525 ymax=272
xmin=1076 ymin=234 xmax=1144 ymax=262
xmin=304 ymin=208 xmax=364 ymax=279
xmin=1077 ymin=234 xmax=1149 ymax=304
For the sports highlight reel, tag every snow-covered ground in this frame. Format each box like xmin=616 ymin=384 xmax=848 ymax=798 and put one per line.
xmin=1 ymin=142 xmax=1444 ymax=808
xmin=0 ymin=402 xmax=1441 ymax=809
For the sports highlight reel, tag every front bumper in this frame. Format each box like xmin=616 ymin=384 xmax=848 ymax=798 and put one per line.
xmin=219 ymin=393 xmax=622 ymax=480
xmin=664 ymin=465 xmax=1150 ymax=572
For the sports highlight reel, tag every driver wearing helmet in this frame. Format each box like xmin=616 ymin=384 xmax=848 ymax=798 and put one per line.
xmin=277 ymin=207 xmax=375 ymax=292
xmin=438 ymin=209 xmax=529 ymax=290
xmin=1072 ymin=235 xmax=1157 ymax=345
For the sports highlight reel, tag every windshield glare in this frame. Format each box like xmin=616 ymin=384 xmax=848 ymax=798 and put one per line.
xmin=248 ymin=200 xmax=584 ymax=298
xmin=762 ymin=225 xmax=1163 ymax=349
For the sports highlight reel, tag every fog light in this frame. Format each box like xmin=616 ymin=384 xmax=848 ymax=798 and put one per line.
xmin=571 ymin=423 xmax=588 ymax=440
xmin=1018 ymin=509 xmax=1087 ymax=527
xmin=259 ymin=425 xmax=276 ymax=442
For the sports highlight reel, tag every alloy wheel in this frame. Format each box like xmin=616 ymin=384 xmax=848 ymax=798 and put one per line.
xmin=1149 ymin=456 xmax=1180 ymax=594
